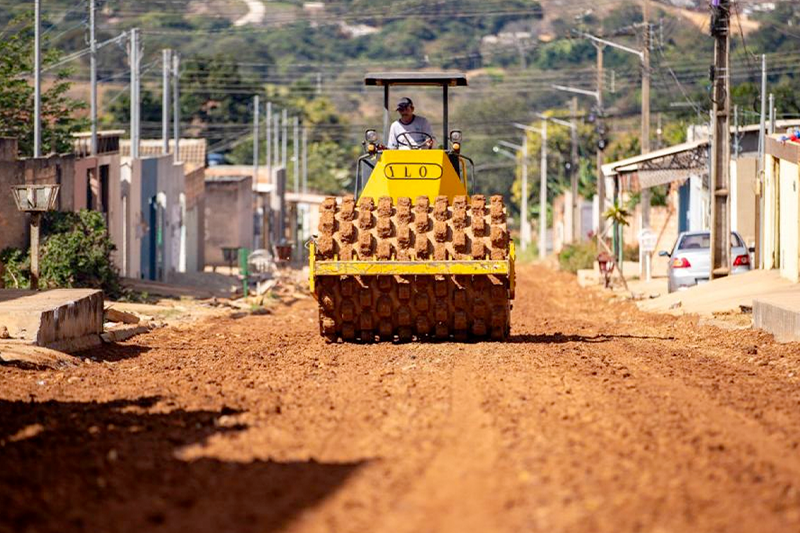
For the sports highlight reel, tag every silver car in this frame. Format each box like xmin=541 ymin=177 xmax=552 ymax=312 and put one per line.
xmin=659 ymin=231 xmax=752 ymax=293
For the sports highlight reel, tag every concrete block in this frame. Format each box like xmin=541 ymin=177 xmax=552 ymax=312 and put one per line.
xmin=0 ymin=289 xmax=104 ymax=351
xmin=753 ymin=294 xmax=800 ymax=343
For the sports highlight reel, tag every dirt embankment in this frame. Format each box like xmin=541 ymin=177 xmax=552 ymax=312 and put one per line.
xmin=1 ymin=265 xmax=799 ymax=533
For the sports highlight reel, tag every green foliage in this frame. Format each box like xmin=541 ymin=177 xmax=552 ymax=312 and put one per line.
xmin=1 ymin=210 xmax=122 ymax=297
xmin=0 ymin=13 xmax=87 ymax=156
xmin=603 ymin=201 xmax=631 ymax=227
xmin=558 ymin=240 xmax=597 ymax=274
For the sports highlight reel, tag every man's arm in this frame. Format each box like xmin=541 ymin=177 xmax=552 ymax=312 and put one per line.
xmin=387 ymin=122 xmax=398 ymax=149
xmin=421 ymin=118 xmax=436 ymax=148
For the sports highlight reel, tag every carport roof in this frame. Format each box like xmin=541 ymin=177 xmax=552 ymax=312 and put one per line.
xmin=602 ymin=139 xmax=709 ymax=189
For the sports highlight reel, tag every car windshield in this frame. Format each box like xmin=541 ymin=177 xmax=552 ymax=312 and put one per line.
xmin=677 ymin=233 xmax=744 ymax=251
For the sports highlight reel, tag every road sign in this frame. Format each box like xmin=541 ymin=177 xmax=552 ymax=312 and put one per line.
xmin=639 ymin=229 xmax=657 ymax=253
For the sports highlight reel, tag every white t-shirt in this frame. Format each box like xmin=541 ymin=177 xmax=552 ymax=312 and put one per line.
xmin=387 ymin=115 xmax=436 ymax=149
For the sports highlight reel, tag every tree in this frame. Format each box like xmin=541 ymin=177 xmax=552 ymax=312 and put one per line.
xmin=0 ymin=13 xmax=87 ymax=156
xmin=179 ymin=54 xmax=260 ymax=149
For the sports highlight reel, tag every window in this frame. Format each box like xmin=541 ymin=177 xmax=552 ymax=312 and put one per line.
xmin=677 ymin=232 xmax=745 ymax=251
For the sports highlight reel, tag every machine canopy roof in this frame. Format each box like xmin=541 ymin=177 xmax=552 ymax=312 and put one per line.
xmin=364 ymin=72 xmax=468 ymax=87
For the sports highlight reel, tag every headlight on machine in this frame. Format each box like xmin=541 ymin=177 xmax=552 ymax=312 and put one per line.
xmin=450 ymin=130 xmax=462 ymax=152
xmin=365 ymin=129 xmax=379 ymax=143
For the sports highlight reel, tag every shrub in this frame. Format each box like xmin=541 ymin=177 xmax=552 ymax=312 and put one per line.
xmin=0 ymin=210 xmax=122 ymax=297
xmin=558 ymin=241 xmax=597 ymax=274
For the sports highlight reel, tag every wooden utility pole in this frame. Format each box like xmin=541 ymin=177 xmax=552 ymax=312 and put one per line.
xmin=709 ymin=0 xmax=732 ymax=279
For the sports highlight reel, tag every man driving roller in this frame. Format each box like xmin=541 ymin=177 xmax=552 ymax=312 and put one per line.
xmin=387 ymin=97 xmax=436 ymax=150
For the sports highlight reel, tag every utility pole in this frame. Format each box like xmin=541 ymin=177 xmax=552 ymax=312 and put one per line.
xmin=755 ymin=54 xmax=767 ymax=268
xmin=129 ymin=28 xmax=140 ymax=160
xmin=522 ymin=137 xmax=529 ymax=252
xmin=89 ymin=0 xmax=98 ymax=156
xmin=596 ymin=43 xmax=606 ymax=237
xmin=570 ymin=97 xmax=580 ymax=243
xmin=266 ymin=101 xmax=272 ymax=174
xmin=769 ymin=93 xmax=775 ymax=134
xmin=162 ymin=49 xmax=171 ymax=155
xmin=709 ymin=0 xmax=731 ymax=280
xmin=302 ymin=127 xmax=308 ymax=194
xmin=253 ymin=95 xmax=260 ymax=184
xmin=642 ymin=0 xmax=651 ymax=155
xmin=733 ymin=105 xmax=739 ymax=160
xmin=641 ymin=0 xmax=652 ymax=254
xmin=281 ymin=109 xmax=288 ymax=170
xmin=273 ymin=111 xmax=280 ymax=169
xmin=656 ymin=113 xmax=663 ymax=149
xmin=172 ymin=52 xmax=181 ymax=163
xmin=34 ymin=0 xmax=42 ymax=157
xmin=293 ymin=116 xmax=300 ymax=193
xmin=539 ymin=118 xmax=548 ymax=260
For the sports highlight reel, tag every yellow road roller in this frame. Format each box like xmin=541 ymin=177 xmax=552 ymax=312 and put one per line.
xmin=309 ymin=72 xmax=515 ymax=342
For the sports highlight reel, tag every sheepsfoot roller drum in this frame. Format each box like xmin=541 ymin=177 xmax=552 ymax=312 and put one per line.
xmin=309 ymin=71 xmax=515 ymax=342
xmin=310 ymin=194 xmax=515 ymax=342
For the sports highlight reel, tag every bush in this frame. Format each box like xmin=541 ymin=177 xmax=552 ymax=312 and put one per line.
xmin=558 ymin=241 xmax=597 ymax=274
xmin=623 ymin=244 xmax=640 ymax=262
xmin=0 ymin=210 xmax=122 ymax=297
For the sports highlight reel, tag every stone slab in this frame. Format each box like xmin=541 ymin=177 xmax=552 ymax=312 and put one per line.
xmin=0 ymin=289 xmax=104 ymax=351
xmin=754 ymin=293 xmax=800 ymax=343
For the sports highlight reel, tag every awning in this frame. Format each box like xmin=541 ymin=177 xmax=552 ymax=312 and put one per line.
xmin=602 ymin=139 xmax=709 ymax=189
xmin=364 ymin=72 xmax=468 ymax=87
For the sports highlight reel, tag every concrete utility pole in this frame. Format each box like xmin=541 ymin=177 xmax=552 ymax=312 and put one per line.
xmin=34 ymin=0 xmax=42 ymax=157
xmin=266 ymin=101 xmax=272 ymax=175
xmin=756 ymin=54 xmax=767 ymax=268
xmin=733 ymin=105 xmax=739 ymax=160
xmin=253 ymin=95 xmax=260 ymax=183
xmin=569 ymin=98 xmax=580 ymax=243
xmin=273 ymin=111 xmax=280 ymax=169
xmin=521 ymin=138 xmax=530 ymax=251
xmin=293 ymin=116 xmax=300 ymax=193
xmin=709 ymin=0 xmax=732 ymax=279
xmin=641 ymin=0 xmax=652 ymax=238
xmin=769 ymin=93 xmax=775 ymax=134
xmin=539 ymin=118 xmax=548 ymax=260
xmin=302 ymin=127 xmax=308 ymax=194
xmin=596 ymin=44 xmax=606 ymax=237
xmin=281 ymin=109 xmax=288 ymax=170
xmin=162 ymin=49 xmax=171 ymax=155
xmin=129 ymin=28 xmax=141 ymax=160
xmin=578 ymin=29 xmax=654 ymax=238
xmin=172 ymin=52 xmax=181 ymax=163
xmin=90 ymin=0 xmax=98 ymax=156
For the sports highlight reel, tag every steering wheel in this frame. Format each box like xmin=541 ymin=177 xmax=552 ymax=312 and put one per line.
xmin=396 ymin=131 xmax=434 ymax=150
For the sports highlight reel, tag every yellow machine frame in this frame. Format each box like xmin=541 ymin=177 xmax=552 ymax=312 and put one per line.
xmin=309 ymin=71 xmax=515 ymax=309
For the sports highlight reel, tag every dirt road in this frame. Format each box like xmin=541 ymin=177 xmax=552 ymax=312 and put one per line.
xmin=2 ymin=265 xmax=799 ymax=533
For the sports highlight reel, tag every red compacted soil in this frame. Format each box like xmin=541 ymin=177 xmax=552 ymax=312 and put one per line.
xmin=2 ymin=265 xmax=799 ymax=533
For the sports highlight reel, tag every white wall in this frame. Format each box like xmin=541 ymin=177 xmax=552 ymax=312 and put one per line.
xmin=779 ymin=160 xmax=799 ymax=282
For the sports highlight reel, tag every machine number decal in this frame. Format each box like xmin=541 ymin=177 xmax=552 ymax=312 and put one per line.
xmin=384 ymin=163 xmax=443 ymax=180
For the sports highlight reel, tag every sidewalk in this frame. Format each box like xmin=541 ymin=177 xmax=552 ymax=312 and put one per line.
xmin=636 ymin=270 xmax=798 ymax=316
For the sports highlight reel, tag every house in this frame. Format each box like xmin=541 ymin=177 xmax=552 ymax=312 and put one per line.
xmin=762 ymin=135 xmax=800 ymax=282
xmin=119 ymin=138 xmax=207 ymax=281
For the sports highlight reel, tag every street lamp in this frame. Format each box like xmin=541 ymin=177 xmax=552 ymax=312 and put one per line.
xmin=493 ymin=141 xmax=530 ymax=252
xmin=11 ymin=184 xmax=60 ymax=291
